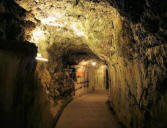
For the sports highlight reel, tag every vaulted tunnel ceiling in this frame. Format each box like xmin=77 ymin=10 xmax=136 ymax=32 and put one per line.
xmin=14 ymin=0 xmax=120 ymax=64
xmin=1 ymin=0 xmax=166 ymax=68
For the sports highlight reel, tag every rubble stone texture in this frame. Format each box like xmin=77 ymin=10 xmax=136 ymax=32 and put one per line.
xmin=0 ymin=0 xmax=167 ymax=128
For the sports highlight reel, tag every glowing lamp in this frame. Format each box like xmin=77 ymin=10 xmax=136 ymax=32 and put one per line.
xmin=35 ymin=57 xmax=48 ymax=62
xmin=37 ymin=53 xmax=42 ymax=57
xmin=36 ymin=53 xmax=48 ymax=62
xmin=91 ymin=62 xmax=97 ymax=66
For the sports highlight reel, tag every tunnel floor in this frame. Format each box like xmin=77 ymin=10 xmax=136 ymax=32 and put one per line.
xmin=56 ymin=89 xmax=120 ymax=128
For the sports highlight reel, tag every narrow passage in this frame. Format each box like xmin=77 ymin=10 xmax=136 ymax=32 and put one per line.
xmin=56 ymin=89 xmax=120 ymax=128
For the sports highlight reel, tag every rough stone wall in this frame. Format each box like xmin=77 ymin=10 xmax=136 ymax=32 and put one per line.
xmin=0 ymin=1 xmax=76 ymax=128
xmin=75 ymin=66 xmax=88 ymax=96
xmin=27 ymin=60 xmax=75 ymax=128
xmin=0 ymin=39 xmax=37 ymax=128
xmin=0 ymin=0 xmax=36 ymax=41
xmin=106 ymin=1 xmax=167 ymax=126
xmin=0 ymin=39 xmax=72 ymax=128
xmin=108 ymin=43 xmax=167 ymax=128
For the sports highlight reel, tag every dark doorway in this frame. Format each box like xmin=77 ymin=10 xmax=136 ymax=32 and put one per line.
xmin=106 ymin=68 xmax=109 ymax=90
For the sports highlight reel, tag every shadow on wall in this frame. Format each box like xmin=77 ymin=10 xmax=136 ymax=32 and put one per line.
xmin=0 ymin=39 xmax=37 ymax=128
xmin=0 ymin=0 xmax=36 ymax=41
xmin=144 ymin=78 xmax=167 ymax=128
xmin=0 ymin=39 xmax=72 ymax=128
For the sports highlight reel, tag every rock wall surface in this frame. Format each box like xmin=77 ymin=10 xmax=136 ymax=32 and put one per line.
xmin=106 ymin=0 xmax=167 ymax=127
xmin=0 ymin=1 xmax=76 ymax=128
xmin=0 ymin=39 xmax=37 ymax=128
xmin=0 ymin=0 xmax=36 ymax=41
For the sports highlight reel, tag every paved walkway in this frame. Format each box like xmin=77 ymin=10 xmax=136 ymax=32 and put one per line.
xmin=56 ymin=89 xmax=120 ymax=128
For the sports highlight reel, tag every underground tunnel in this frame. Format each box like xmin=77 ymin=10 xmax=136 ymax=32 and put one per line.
xmin=0 ymin=0 xmax=167 ymax=128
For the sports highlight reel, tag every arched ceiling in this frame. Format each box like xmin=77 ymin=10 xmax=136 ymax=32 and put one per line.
xmin=11 ymin=0 xmax=167 ymax=68
xmin=14 ymin=0 xmax=120 ymax=63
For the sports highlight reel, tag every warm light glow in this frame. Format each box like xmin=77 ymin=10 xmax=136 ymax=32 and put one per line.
xmin=41 ymin=17 xmax=88 ymax=38
xmin=36 ymin=53 xmax=48 ymax=62
xmin=31 ymin=27 xmax=46 ymax=43
xmin=36 ymin=57 xmax=48 ymax=62
xmin=71 ymin=22 xmax=87 ymax=37
xmin=37 ymin=53 xmax=42 ymax=57
xmin=41 ymin=17 xmax=63 ymax=27
xmin=91 ymin=62 xmax=97 ymax=66
xmin=79 ymin=60 xmax=89 ymax=66
xmin=41 ymin=17 xmax=55 ymax=24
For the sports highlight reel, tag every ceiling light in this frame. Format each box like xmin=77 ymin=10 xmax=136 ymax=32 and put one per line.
xmin=91 ymin=62 xmax=97 ymax=66
xmin=41 ymin=17 xmax=64 ymax=27
xmin=36 ymin=57 xmax=48 ymax=62
xmin=36 ymin=53 xmax=48 ymax=62
xmin=37 ymin=53 xmax=42 ymax=57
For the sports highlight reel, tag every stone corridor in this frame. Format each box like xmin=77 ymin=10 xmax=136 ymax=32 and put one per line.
xmin=1 ymin=0 xmax=167 ymax=128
